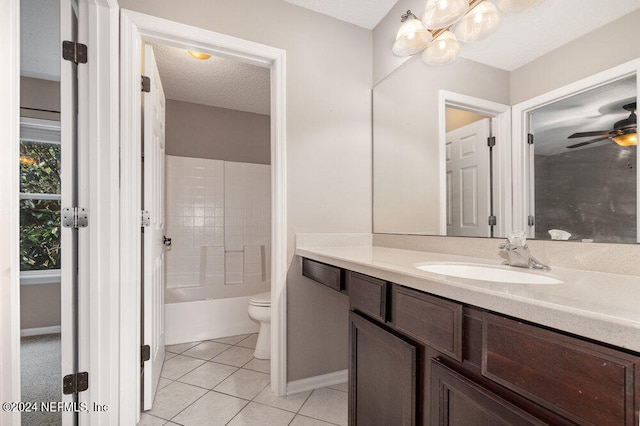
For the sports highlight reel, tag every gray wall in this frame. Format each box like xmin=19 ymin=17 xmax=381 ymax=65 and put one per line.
xmin=510 ymin=9 xmax=640 ymax=104
xmin=120 ymin=0 xmax=372 ymax=381
xmin=166 ymin=100 xmax=271 ymax=164
xmin=534 ymin=145 xmax=636 ymax=244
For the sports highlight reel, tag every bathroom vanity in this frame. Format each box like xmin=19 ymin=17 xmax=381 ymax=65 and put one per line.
xmin=297 ymin=246 xmax=640 ymax=425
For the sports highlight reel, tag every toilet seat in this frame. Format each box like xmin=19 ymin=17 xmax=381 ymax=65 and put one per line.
xmin=249 ymin=291 xmax=271 ymax=307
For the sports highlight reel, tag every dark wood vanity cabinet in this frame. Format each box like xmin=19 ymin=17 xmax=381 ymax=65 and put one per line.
xmin=301 ymin=258 xmax=640 ymax=425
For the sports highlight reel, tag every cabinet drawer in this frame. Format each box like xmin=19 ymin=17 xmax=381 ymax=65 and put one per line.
xmin=348 ymin=272 xmax=388 ymax=322
xmin=302 ymin=258 xmax=343 ymax=292
xmin=392 ymin=286 xmax=463 ymax=362
xmin=482 ymin=313 xmax=640 ymax=425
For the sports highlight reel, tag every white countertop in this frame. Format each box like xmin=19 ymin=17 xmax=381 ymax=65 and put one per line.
xmin=296 ymin=245 xmax=640 ymax=353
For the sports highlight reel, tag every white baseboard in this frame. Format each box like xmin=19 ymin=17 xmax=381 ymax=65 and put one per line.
xmin=21 ymin=326 xmax=61 ymax=337
xmin=286 ymin=369 xmax=348 ymax=395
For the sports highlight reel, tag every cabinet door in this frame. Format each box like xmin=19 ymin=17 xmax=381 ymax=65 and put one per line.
xmin=349 ymin=312 xmax=416 ymax=426
xmin=431 ymin=360 xmax=547 ymax=426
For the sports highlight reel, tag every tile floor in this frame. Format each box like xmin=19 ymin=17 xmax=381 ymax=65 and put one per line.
xmin=140 ymin=333 xmax=348 ymax=426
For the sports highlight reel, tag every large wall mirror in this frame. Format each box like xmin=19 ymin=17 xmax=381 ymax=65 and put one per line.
xmin=373 ymin=5 xmax=640 ymax=243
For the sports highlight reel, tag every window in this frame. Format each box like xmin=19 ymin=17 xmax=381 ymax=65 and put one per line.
xmin=19 ymin=118 xmax=62 ymax=274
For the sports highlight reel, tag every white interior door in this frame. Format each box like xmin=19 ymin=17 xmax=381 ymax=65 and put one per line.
xmin=60 ymin=0 xmax=79 ymax=423
xmin=142 ymin=44 xmax=166 ymax=411
xmin=446 ymin=118 xmax=491 ymax=237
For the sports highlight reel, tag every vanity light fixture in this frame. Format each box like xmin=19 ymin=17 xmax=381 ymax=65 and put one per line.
xmin=187 ymin=50 xmax=211 ymax=60
xmin=392 ymin=0 xmax=544 ymax=65
xmin=393 ymin=11 xmax=433 ymax=56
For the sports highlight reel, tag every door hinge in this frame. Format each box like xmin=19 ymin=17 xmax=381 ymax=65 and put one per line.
xmin=141 ymin=345 xmax=151 ymax=362
xmin=141 ymin=210 xmax=150 ymax=227
xmin=62 ymin=41 xmax=88 ymax=64
xmin=487 ymin=136 xmax=496 ymax=147
xmin=528 ymin=215 xmax=535 ymax=226
xmin=527 ymin=133 xmax=534 ymax=145
xmin=141 ymin=75 xmax=151 ymax=93
xmin=62 ymin=207 xmax=88 ymax=229
xmin=488 ymin=215 xmax=497 ymax=226
xmin=62 ymin=372 xmax=89 ymax=395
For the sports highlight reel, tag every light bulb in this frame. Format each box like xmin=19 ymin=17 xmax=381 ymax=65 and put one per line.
xmin=422 ymin=0 xmax=469 ymax=29
xmin=392 ymin=12 xmax=433 ymax=56
xmin=455 ymin=1 xmax=502 ymax=42
xmin=421 ymin=31 xmax=461 ymax=65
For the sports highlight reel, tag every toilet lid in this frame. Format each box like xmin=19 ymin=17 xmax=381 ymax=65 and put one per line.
xmin=249 ymin=291 xmax=271 ymax=306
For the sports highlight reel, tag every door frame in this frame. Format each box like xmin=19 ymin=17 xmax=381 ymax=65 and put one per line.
xmin=119 ymin=9 xmax=287 ymax=422
xmin=438 ymin=90 xmax=511 ymax=238
xmin=511 ymin=58 xmax=640 ymax=239
xmin=0 ymin=0 xmax=21 ymax=422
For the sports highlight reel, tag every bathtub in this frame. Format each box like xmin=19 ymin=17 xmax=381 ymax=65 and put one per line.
xmin=165 ymin=286 xmax=261 ymax=345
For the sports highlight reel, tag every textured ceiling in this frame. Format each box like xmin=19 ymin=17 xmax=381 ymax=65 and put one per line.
xmin=284 ymin=0 xmax=398 ymax=29
xmin=531 ymin=76 xmax=637 ymax=156
xmin=458 ymin=0 xmax=640 ymax=71
xmin=149 ymin=43 xmax=271 ymax=115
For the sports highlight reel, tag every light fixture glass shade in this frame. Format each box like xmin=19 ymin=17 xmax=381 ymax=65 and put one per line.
xmin=421 ymin=31 xmax=462 ymax=65
xmin=393 ymin=17 xmax=433 ymax=56
xmin=188 ymin=50 xmax=211 ymax=60
xmin=422 ymin=0 xmax=469 ymax=29
xmin=612 ymin=132 xmax=638 ymax=147
xmin=455 ymin=1 xmax=502 ymax=42
xmin=496 ymin=0 xmax=544 ymax=13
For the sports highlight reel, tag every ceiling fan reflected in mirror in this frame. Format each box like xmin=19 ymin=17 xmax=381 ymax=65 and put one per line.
xmin=566 ymin=102 xmax=637 ymax=149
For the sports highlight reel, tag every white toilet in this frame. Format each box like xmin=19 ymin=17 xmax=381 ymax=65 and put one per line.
xmin=248 ymin=291 xmax=271 ymax=359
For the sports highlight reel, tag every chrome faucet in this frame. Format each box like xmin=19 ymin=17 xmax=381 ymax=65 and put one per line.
xmin=499 ymin=231 xmax=550 ymax=271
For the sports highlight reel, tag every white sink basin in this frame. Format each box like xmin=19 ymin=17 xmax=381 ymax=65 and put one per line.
xmin=415 ymin=262 xmax=563 ymax=285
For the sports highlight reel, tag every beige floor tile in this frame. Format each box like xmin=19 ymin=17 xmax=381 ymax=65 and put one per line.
xmin=178 ymin=361 xmax=238 ymax=389
xmin=138 ymin=412 xmax=166 ymax=426
xmin=172 ymin=391 xmax=247 ymax=426
xmin=165 ymin=351 xmax=177 ymax=361
xmin=299 ymin=388 xmax=348 ymax=426
xmin=210 ymin=334 xmax=251 ymax=345
xmin=158 ymin=377 xmax=173 ymax=390
xmin=290 ymin=415 xmax=337 ymax=426
xmin=242 ymin=357 xmax=270 ymax=374
xmin=236 ymin=333 xmax=258 ymax=349
xmin=214 ymin=368 xmax=270 ymax=400
xmin=160 ymin=355 xmax=205 ymax=380
xmin=147 ymin=381 xmax=207 ymax=420
xmin=165 ymin=341 xmax=199 ymax=354
xmin=227 ymin=402 xmax=295 ymax=426
xmin=182 ymin=341 xmax=232 ymax=360
xmin=211 ymin=346 xmax=255 ymax=367
xmin=253 ymin=386 xmax=311 ymax=413
xmin=327 ymin=381 xmax=348 ymax=392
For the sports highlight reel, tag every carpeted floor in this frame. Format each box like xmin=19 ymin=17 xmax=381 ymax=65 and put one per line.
xmin=20 ymin=333 xmax=62 ymax=426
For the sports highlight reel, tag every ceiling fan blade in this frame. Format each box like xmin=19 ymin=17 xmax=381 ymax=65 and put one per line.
xmin=566 ymin=136 xmax=611 ymax=149
xmin=568 ymin=130 xmax=611 ymax=139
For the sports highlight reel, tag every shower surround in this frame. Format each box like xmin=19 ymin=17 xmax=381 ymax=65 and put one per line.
xmin=164 ymin=155 xmax=271 ymax=343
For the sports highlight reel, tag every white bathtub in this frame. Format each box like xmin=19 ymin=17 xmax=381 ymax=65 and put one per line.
xmin=165 ymin=286 xmax=260 ymax=345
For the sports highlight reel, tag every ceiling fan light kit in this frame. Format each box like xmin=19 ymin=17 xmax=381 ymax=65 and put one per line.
xmin=393 ymin=0 xmax=544 ymax=65
xmin=567 ymin=102 xmax=637 ymax=149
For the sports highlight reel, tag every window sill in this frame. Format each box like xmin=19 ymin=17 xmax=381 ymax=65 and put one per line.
xmin=20 ymin=270 xmax=61 ymax=285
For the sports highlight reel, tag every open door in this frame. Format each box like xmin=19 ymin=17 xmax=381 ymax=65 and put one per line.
xmin=142 ymin=44 xmax=166 ymax=411
xmin=446 ymin=118 xmax=492 ymax=237
xmin=60 ymin=0 xmax=80 ymax=423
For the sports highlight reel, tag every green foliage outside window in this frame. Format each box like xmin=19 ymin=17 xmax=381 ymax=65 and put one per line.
xmin=19 ymin=140 xmax=61 ymax=271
